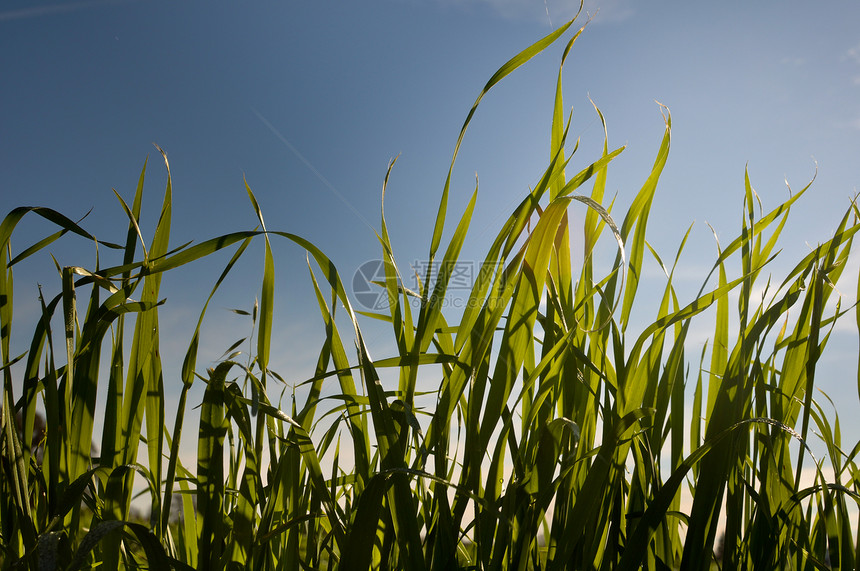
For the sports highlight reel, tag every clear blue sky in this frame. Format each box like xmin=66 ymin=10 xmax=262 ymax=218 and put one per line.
xmin=3 ymin=1 xmax=860 ymax=447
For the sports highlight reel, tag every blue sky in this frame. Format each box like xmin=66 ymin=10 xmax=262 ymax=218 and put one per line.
xmin=3 ymin=1 xmax=860 ymax=450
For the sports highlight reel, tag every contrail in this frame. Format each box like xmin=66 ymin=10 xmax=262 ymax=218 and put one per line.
xmin=0 ymin=0 xmax=133 ymax=22
xmin=251 ymin=107 xmax=377 ymax=234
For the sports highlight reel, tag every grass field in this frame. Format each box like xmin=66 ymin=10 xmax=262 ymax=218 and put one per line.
xmin=3 ymin=10 xmax=860 ymax=570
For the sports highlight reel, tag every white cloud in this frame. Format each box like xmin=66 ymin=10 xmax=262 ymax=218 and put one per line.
xmin=843 ymin=44 xmax=860 ymax=91
xmin=780 ymin=56 xmax=808 ymax=67
xmin=437 ymin=0 xmax=633 ymax=26
xmin=833 ymin=113 xmax=860 ymax=130
xmin=581 ymin=0 xmax=635 ymax=25
xmin=443 ymin=0 xmax=567 ymax=23
xmin=847 ymin=43 xmax=860 ymax=64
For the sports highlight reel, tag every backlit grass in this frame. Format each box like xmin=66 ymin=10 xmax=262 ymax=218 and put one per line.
xmin=3 ymin=10 xmax=860 ymax=570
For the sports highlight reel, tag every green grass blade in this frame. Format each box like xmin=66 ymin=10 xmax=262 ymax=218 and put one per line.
xmin=427 ymin=11 xmax=581 ymax=264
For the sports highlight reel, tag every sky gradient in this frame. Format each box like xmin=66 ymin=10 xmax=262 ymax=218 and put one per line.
xmin=3 ymin=0 xmax=860 ymax=457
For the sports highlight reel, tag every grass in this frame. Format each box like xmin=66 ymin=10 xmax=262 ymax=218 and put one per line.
xmin=3 ymin=9 xmax=860 ymax=570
